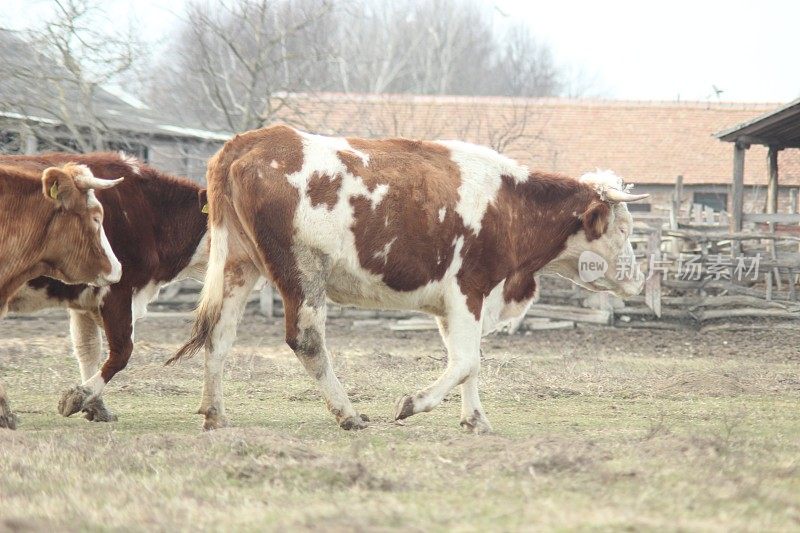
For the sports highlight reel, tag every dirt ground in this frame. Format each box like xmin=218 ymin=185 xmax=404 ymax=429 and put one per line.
xmin=1 ymin=310 xmax=799 ymax=531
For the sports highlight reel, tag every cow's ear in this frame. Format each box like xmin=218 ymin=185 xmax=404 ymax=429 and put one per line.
xmin=198 ymin=189 xmax=209 ymax=214
xmin=42 ymin=166 xmax=80 ymax=209
xmin=582 ymin=201 xmax=610 ymax=241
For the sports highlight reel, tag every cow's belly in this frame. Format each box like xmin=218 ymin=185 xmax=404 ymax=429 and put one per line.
xmin=8 ymin=284 xmax=105 ymax=314
xmin=325 ymin=262 xmax=446 ymax=315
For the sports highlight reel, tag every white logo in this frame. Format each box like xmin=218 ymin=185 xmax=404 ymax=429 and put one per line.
xmin=579 ymin=251 xmax=608 ymax=283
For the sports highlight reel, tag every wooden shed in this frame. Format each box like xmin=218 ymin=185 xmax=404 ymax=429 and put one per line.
xmin=716 ymin=98 xmax=800 ymax=233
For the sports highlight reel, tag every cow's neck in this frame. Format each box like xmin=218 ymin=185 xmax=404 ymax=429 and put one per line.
xmin=138 ymin=172 xmax=208 ymax=283
xmin=506 ymin=172 xmax=595 ymax=276
xmin=0 ymin=191 xmax=53 ymax=314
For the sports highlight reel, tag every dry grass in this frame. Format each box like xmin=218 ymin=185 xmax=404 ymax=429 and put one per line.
xmin=1 ymin=312 xmax=799 ymax=531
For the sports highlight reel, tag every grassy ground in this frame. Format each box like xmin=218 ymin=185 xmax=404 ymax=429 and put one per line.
xmin=1 ymin=311 xmax=799 ymax=531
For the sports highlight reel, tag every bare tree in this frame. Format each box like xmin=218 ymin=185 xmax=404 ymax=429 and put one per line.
xmin=0 ymin=0 xmax=144 ymax=152
xmin=489 ymin=23 xmax=562 ymax=97
xmin=149 ymin=0 xmax=334 ymax=132
xmin=150 ymin=0 xmax=585 ymax=132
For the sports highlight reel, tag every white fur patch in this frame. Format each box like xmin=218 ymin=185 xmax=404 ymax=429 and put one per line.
xmin=480 ymin=280 xmax=536 ymax=336
xmin=438 ymin=207 xmax=447 ymax=223
xmin=74 ymin=164 xmax=95 ymax=182
xmin=579 ymin=169 xmax=625 ymax=198
xmin=436 ymin=140 xmax=528 ymax=235
xmin=99 ymin=223 xmax=122 ymax=284
xmin=118 ymin=152 xmax=140 ymax=175
xmin=174 ymin=230 xmax=210 ymax=282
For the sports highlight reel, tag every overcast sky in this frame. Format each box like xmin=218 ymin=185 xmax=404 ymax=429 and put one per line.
xmin=4 ymin=0 xmax=798 ymax=103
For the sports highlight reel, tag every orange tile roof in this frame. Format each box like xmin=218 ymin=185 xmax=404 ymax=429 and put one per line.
xmin=274 ymin=93 xmax=800 ymax=187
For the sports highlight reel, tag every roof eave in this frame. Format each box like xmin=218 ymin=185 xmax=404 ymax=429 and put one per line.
xmin=715 ymin=97 xmax=800 ymax=144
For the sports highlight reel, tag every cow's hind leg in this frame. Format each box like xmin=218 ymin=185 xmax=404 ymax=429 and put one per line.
xmin=394 ymin=294 xmax=490 ymax=432
xmin=281 ymin=249 xmax=367 ymax=430
xmin=0 ymin=382 xmax=17 ymax=430
xmin=198 ymin=261 xmax=260 ymax=430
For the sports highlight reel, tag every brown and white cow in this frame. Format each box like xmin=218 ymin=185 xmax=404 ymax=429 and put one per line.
xmin=170 ymin=124 xmax=647 ymax=432
xmin=0 ymin=161 xmax=123 ymax=429
xmin=5 ymin=153 xmax=209 ymax=424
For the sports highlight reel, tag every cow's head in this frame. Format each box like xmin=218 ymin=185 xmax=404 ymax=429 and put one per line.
xmin=547 ymin=171 xmax=648 ymax=298
xmin=40 ymin=163 xmax=123 ymax=286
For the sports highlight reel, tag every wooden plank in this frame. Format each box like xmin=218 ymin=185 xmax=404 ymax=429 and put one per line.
xmin=743 ymin=213 xmax=800 ymax=224
xmin=523 ymin=319 xmax=575 ymax=331
xmin=703 ymin=205 xmax=715 ymax=224
xmin=696 ymin=308 xmax=799 ymax=322
xmin=526 ymin=304 xmax=612 ymax=325
xmin=615 ymin=321 xmax=683 ymax=330
xmin=664 ymin=229 xmax=800 ymax=242
xmin=692 ymin=203 xmax=704 ymax=224
xmin=625 ymin=294 xmax=792 ymax=309
xmin=389 ymin=318 xmax=439 ymax=331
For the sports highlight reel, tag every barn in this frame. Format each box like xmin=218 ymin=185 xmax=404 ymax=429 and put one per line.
xmin=0 ymin=29 xmax=229 ymax=181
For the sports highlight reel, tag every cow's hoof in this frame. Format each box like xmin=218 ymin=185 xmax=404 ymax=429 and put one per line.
xmin=82 ymin=397 xmax=118 ymax=422
xmin=339 ymin=413 xmax=369 ymax=430
xmin=58 ymin=386 xmax=92 ymax=417
xmin=0 ymin=400 xmax=17 ymax=430
xmin=460 ymin=410 xmax=493 ymax=435
xmin=200 ymin=407 xmax=228 ymax=431
xmin=394 ymin=395 xmax=416 ymax=421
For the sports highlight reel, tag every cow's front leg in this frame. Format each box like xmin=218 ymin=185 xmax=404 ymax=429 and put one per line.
xmin=395 ymin=293 xmax=489 ymax=431
xmin=58 ymin=289 xmax=132 ymax=420
xmin=64 ymin=309 xmax=117 ymax=422
xmin=0 ymin=382 xmax=17 ymax=430
xmin=197 ymin=262 xmax=260 ymax=430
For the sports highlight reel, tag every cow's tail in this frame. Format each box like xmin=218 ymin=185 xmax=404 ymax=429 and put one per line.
xmin=167 ymin=158 xmax=230 ymax=365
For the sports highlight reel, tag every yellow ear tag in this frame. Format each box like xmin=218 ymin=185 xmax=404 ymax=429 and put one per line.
xmin=201 ymin=203 xmax=209 ymax=214
xmin=49 ymin=182 xmax=59 ymax=200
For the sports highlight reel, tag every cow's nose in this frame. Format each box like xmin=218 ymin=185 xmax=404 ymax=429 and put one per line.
xmin=96 ymin=259 xmax=122 ymax=286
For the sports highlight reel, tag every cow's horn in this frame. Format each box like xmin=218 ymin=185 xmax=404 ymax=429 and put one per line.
xmin=76 ymin=175 xmax=124 ymax=190
xmin=606 ymin=189 xmax=649 ymax=203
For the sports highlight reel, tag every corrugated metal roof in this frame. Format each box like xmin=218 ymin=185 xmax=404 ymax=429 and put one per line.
xmin=0 ymin=29 xmax=231 ymax=143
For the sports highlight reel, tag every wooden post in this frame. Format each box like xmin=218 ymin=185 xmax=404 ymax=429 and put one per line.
xmin=790 ymin=188 xmax=798 ymax=214
xmin=767 ymin=146 xmax=781 ymax=289
xmin=767 ymin=145 xmax=779 ymax=215
xmin=23 ymin=131 xmax=37 ymax=154
xmin=731 ymin=141 xmax=747 ymax=255
xmin=669 ymin=175 xmax=684 ymax=230
xmin=259 ymin=284 xmax=274 ymax=317
xmin=645 ymin=228 xmax=662 ymax=318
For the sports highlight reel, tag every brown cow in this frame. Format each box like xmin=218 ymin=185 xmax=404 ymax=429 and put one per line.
xmin=0 ymin=161 xmax=123 ymax=429
xmin=171 ymin=124 xmax=647 ymax=432
xmin=6 ymin=153 xmax=209 ymax=424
